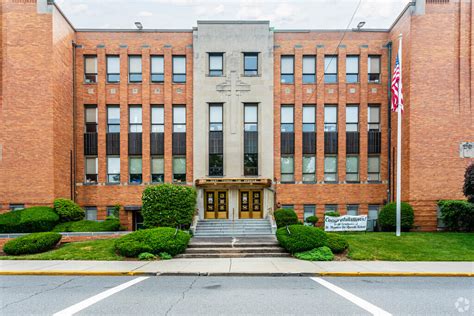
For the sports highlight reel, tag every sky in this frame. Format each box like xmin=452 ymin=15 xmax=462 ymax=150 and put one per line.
xmin=55 ymin=0 xmax=411 ymax=30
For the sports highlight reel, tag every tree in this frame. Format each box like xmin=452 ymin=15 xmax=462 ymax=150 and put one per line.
xmin=463 ymin=163 xmax=474 ymax=203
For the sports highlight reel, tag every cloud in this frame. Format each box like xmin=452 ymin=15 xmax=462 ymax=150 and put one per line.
xmin=138 ymin=11 xmax=153 ymax=17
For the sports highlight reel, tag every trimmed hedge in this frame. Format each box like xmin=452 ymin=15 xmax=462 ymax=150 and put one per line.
xmin=326 ymin=233 xmax=349 ymax=254
xmin=3 ymin=232 xmax=62 ymax=255
xmin=274 ymin=208 xmax=299 ymax=228
xmin=305 ymin=216 xmax=319 ymax=226
xmin=115 ymin=227 xmax=190 ymax=257
xmin=141 ymin=184 xmax=197 ymax=229
xmin=276 ymin=225 xmax=328 ymax=254
xmin=53 ymin=219 xmax=122 ymax=232
xmin=378 ymin=202 xmax=414 ymax=232
xmin=0 ymin=207 xmax=59 ymax=233
xmin=438 ymin=200 xmax=474 ymax=232
xmin=54 ymin=198 xmax=85 ymax=222
xmin=325 ymin=211 xmax=340 ymax=217
xmin=294 ymin=246 xmax=334 ymax=261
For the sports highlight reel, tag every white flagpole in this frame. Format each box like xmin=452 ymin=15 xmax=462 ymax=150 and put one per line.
xmin=396 ymin=34 xmax=403 ymax=237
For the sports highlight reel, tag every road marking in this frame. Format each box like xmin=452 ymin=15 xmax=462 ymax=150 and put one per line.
xmin=310 ymin=277 xmax=392 ymax=316
xmin=53 ymin=277 xmax=149 ymax=316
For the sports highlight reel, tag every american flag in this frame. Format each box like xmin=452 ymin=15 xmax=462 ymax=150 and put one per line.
xmin=391 ymin=55 xmax=403 ymax=112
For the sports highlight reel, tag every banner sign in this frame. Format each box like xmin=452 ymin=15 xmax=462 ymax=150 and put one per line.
xmin=324 ymin=215 xmax=367 ymax=232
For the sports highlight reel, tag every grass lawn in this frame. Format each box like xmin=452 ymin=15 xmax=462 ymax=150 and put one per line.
xmin=0 ymin=239 xmax=124 ymax=261
xmin=343 ymin=232 xmax=474 ymax=261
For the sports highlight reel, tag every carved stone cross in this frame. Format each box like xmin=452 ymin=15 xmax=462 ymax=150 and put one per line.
xmin=216 ymin=71 xmax=250 ymax=134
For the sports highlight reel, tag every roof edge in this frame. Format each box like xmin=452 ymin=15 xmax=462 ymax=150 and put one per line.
xmin=76 ymin=28 xmax=193 ymax=33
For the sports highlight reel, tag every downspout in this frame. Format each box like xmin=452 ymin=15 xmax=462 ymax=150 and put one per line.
xmin=386 ymin=41 xmax=393 ymax=202
xmin=72 ymin=40 xmax=78 ymax=202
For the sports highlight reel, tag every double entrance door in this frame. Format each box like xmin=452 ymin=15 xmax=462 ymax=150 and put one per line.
xmin=204 ymin=189 xmax=264 ymax=219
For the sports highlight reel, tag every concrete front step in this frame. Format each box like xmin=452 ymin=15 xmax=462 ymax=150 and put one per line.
xmin=188 ymin=243 xmax=279 ymax=248
xmin=175 ymin=252 xmax=291 ymax=258
xmin=185 ymin=247 xmax=286 ymax=254
xmin=194 ymin=233 xmax=274 ymax=237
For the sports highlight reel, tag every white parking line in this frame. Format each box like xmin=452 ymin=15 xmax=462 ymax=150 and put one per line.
xmin=311 ymin=277 xmax=392 ymax=316
xmin=53 ymin=277 xmax=149 ymax=316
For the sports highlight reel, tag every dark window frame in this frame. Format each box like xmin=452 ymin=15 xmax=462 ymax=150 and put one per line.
xmin=346 ymin=204 xmax=359 ymax=216
xmin=302 ymin=55 xmax=316 ymax=84
xmin=244 ymin=103 xmax=258 ymax=176
xmin=106 ymin=55 xmax=120 ymax=83
xmin=303 ymin=105 xmax=316 ymax=132
xmin=280 ymin=155 xmax=295 ymax=183
xmin=324 ymin=105 xmax=338 ymax=132
xmin=243 ymin=52 xmax=259 ymax=76
xmin=324 ymin=154 xmax=338 ymax=183
xmin=151 ymin=156 xmax=165 ymax=184
xmin=302 ymin=155 xmax=316 ymax=183
xmin=151 ymin=105 xmax=164 ymax=133
xmin=150 ymin=55 xmax=164 ymax=83
xmin=172 ymin=155 xmax=186 ymax=183
xmin=172 ymin=55 xmax=186 ymax=83
xmin=346 ymin=155 xmax=359 ymax=183
xmin=84 ymin=55 xmax=97 ymax=84
xmin=129 ymin=156 xmax=143 ymax=184
xmin=209 ymin=53 xmax=224 ymax=77
xmin=280 ymin=105 xmax=294 ymax=132
xmin=107 ymin=156 xmax=120 ymax=184
xmin=281 ymin=55 xmax=295 ymax=84
xmin=107 ymin=105 xmax=120 ymax=133
xmin=346 ymin=55 xmax=359 ymax=83
xmin=324 ymin=55 xmax=338 ymax=83
xmin=84 ymin=105 xmax=98 ymax=133
xmin=129 ymin=105 xmax=142 ymax=133
xmin=325 ymin=204 xmax=338 ymax=214
xmin=368 ymin=105 xmax=381 ymax=131
xmin=209 ymin=103 xmax=224 ymax=177
xmin=368 ymin=154 xmax=381 ymax=182
xmin=128 ymin=55 xmax=142 ymax=83
xmin=173 ymin=105 xmax=186 ymax=133
xmin=346 ymin=105 xmax=359 ymax=132
xmin=368 ymin=55 xmax=381 ymax=83
xmin=85 ymin=156 xmax=98 ymax=184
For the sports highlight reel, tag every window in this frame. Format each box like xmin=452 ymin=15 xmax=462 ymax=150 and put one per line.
xmin=346 ymin=205 xmax=359 ymax=216
xmin=106 ymin=55 xmax=120 ymax=83
xmin=303 ymin=55 xmax=316 ymax=84
xmin=243 ymin=53 xmax=258 ymax=76
xmin=325 ymin=204 xmax=338 ymax=214
xmin=282 ymin=204 xmax=294 ymax=210
xmin=281 ymin=106 xmax=294 ymax=132
xmin=346 ymin=155 xmax=359 ymax=182
xmin=9 ymin=204 xmax=24 ymax=211
xmin=324 ymin=155 xmax=337 ymax=182
xmin=129 ymin=106 xmax=142 ymax=132
xmin=324 ymin=106 xmax=337 ymax=132
xmin=85 ymin=207 xmax=98 ymax=221
xmin=173 ymin=106 xmax=186 ymax=133
xmin=106 ymin=206 xmax=116 ymax=218
xmin=85 ymin=106 xmax=98 ymax=133
xmin=368 ymin=56 xmax=381 ymax=83
xmin=85 ymin=157 xmax=98 ymax=184
xmin=324 ymin=55 xmax=338 ymax=83
xmin=244 ymin=104 xmax=258 ymax=176
xmin=129 ymin=157 xmax=142 ymax=184
xmin=281 ymin=156 xmax=294 ymax=183
xmin=368 ymin=155 xmax=380 ymax=181
xmin=209 ymin=53 xmax=223 ymax=77
xmin=303 ymin=155 xmax=316 ymax=183
xmin=304 ymin=205 xmax=316 ymax=225
xmin=151 ymin=56 xmax=164 ymax=83
xmin=209 ymin=104 xmax=223 ymax=176
xmin=368 ymin=106 xmax=380 ymax=131
xmin=107 ymin=106 xmax=120 ymax=133
xmin=84 ymin=55 xmax=97 ymax=83
xmin=151 ymin=106 xmax=164 ymax=133
xmin=172 ymin=56 xmax=186 ymax=83
xmin=346 ymin=106 xmax=359 ymax=132
xmin=128 ymin=55 xmax=142 ymax=83
xmin=281 ymin=55 xmax=294 ymax=83
xmin=303 ymin=106 xmax=316 ymax=132
xmin=151 ymin=157 xmax=164 ymax=183
xmin=106 ymin=156 xmax=120 ymax=184
xmin=173 ymin=157 xmax=186 ymax=182
xmin=368 ymin=205 xmax=380 ymax=231
xmin=346 ymin=55 xmax=359 ymax=83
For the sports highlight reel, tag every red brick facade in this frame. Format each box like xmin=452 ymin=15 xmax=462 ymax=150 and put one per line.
xmin=1 ymin=0 xmax=472 ymax=231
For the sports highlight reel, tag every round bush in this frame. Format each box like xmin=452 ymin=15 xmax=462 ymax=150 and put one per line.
xmin=274 ymin=208 xmax=299 ymax=228
xmin=0 ymin=207 xmax=59 ymax=233
xmin=326 ymin=233 xmax=349 ymax=254
xmin=438 ymin=200 xmax=474 ymax=232
xmin=276 ymin=225 xmax=328 ymax=253
xmin=378 ymin=202 xmax=414 ymax=232
xmin=305 ymin=216 xmax=319 ymax=226
xmin=54 ymin=198 xmax=85 ymax=222
xmin=325 ymin=211 xmax=340 ymax=217
xmin=3 ymin=232 xmax=62 ymax=255
xmin=115 ymin=227 xmax=191 ymax=257
xmin=142 ymin=184 xmax=197 ymax=229
xmin=294 ymin=246 xmax=334 ymax=261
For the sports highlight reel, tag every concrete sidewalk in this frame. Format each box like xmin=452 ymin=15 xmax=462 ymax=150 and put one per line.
xmin=0 ymin=258 xmax=472 ymax=276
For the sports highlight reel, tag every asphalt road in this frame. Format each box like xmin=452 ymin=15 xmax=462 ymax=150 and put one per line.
xmin=0 ymin=276 xmax=472 ymax=315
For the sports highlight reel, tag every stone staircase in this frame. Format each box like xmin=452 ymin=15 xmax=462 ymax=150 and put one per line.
xmin=193 ymin=219 xmax=274 ymax=237
xmin=176 ymin=236 xmax=289 ymax=258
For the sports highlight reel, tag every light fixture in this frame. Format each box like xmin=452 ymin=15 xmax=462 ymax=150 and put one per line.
xmin=356 ymin=21 xmax=366 ymax=30
xmin=135 ymin=22 xmax=143 ymax=30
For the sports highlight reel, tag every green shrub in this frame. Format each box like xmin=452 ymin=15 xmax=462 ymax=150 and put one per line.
xmin=305 ymin=216 xmax=319 ymax=226
xmin=326 ymin=233 xmax=349 ymax=254
xmin=0 ymin=207 xmax=59 ymax=233
xmin=53 ymin=219 xmax=122 ymax=232
xmin=53 ymin=198 xmax=85 ymax=222
xmin=463 ymin=163 xmax=474 ymax=203
xmin=141 ymin=184 xmax=197 ymax=229
xmin=276 ymin=225 xmax=328 ymax=253
xmin=378 ymin=202 xmax=414 ymax=232
xmin=138 ymin=252 xmax=156 ymax=261
xmin=274 ymin=208 xmax=299 ymax=228
xmin=325 ymin=211 xmax=340 ymax=217
xmin=115 ymin=227 xmax=190 ymax=257
xmin=294 ymin=246 xmax=334 ymax=261
xmin=159 ymin=252 xmax=172 ymax=260
xmin=438 ymin=200 xmax=474 ymax=232
xmin=3 ymin=232 xmax=62 ymax=255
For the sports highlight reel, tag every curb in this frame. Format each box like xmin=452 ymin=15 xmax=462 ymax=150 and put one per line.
xmin=0 ymin=271 xmax=472 ymax=277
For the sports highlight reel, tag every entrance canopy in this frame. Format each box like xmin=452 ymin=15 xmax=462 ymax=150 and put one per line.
xmin=195 ymin=178 xmax=272 ymax=188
